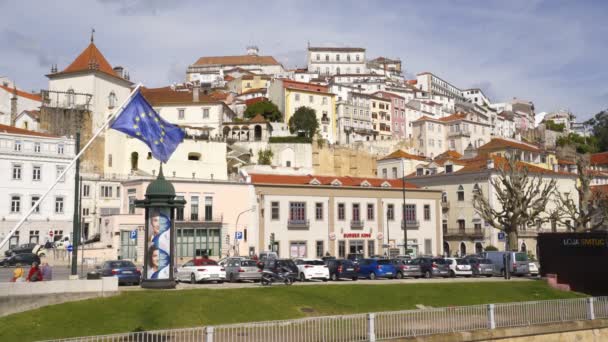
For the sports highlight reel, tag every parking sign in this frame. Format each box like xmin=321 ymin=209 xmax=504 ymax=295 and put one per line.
xmin=130 ymin=229 xmax=138 ymax=240
xmin=498 ymin=232 xmax=506 ymax=241
xmin=235 ymin=231 xmax=243 ymax=240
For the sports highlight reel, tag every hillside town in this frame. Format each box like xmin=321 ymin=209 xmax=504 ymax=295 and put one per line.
xmin=1 ymin=34 xmax=606 ymax=266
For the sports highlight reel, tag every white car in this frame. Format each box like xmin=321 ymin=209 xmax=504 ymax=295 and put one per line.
xmin=445 ymin=258 xmax=473 ymax=277
xmin=294 ymin=259 xmax=330 ymax=281
xmin=529 ymin=262 xmax=539 ymax=276
xmin=176 ymin=258 xmax=226 ymax=284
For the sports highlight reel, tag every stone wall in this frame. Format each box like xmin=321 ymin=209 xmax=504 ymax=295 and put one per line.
xmin=313 ymin=143 xmax=378 ymax=177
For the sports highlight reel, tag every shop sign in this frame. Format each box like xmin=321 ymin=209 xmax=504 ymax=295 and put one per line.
xmin=343 ymin=233 xmax=371 ymax=239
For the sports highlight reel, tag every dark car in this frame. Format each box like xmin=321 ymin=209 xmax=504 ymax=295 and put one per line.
xmin=0 ymin=253 xmax=40 ymax=267
xmin=263 ymin=259 xmax=298 ymax=281
xmin=4 ymin=243 xmax=39 ymax=257
xmin=347 ymin=253 xmax=365 ymax=264
xmin=91 ymin=260 xmax=141 ymax=285
xmin=357 ymin=259 xmax=397 ymax=280
xmin=465 ymin=257 xmax=494 ymax=277
xmin=411 ymin=257 xmax=450 ymax=278
xmin=326 ymin=259 xmax=359 ymax=281
xmin=391 ymin=258 xmax=422 ymax=278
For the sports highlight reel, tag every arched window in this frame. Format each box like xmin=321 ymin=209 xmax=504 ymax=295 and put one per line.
xmin=520 ymin=242 xmax=527 ymax=252
xmin=108 ymin=91 xmax=117 ymax=109
xmin=443 ymin=242 xmax=450 ymax=257
xmin=130 ymin=152 xmax=138 ymax=170
xmin=473 ymin=183 xmax=480 ymax=195
xmin=188 ymin=152 xmax=201 ymax=161
xmin=457 ymin=185 xmax=465 ymax=201
xmin=66 ymin=88 xmax=75 ymax=107
xmin=475 ymin=242 xmax=483 ymax=254
xmin=336 ymin=67 xmax=341 ymax=75
xmin=336 ymin=54 xmax=340 ymax=61
xmin=325 ymin=54 xmax=329 ymax=61
xmin=442 ymin=192 xmax=448 ymax=203
xmin=459 ymin=242 xmax=467 ymax=257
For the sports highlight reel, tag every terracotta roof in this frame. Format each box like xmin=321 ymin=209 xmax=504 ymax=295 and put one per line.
xmin=0 ymin=123 xmax=58 ymax=138
xmin=407 ymin=80 xmax=417 ymax=85
xmin=591 ymin=152 xmax=608 ymax=165
xmin=209 ymin=91 xmax=230 ymax=100
xmin=0 ymin=85 xmax=42 ymax=102
xmin=249 ymin=173 xmax=418 ymax=189
xmin=558 ymin=159 xmax=576 ymax=165
xmin=224 ymin=75 xmax=235 ymax=81
xmin=371 ymin=91 xmax=404 ymax=100
xmin=281 ymin=79 xmax=330 ymax=94
xmin=193 ymin=55 xmax=280 ymax=67
xmin=379 ymin=149 xmax=427 ymax=161
xmin=249 ymin=114 xmax=268 ymax=123
xmin=308 ymin=47 xmax=365 ymax=52
xmin=58 ymin=42 xmax=117 ymax=79
xmin=435 ymin=150 xmax=463 ymax=160
xmin=414 ymin=115 xmax=441 ymax=123
xmin=241 ymin=74 xmax=271 ymax=80
xmin=450 ymin=155 xmax=572 ymax=177
xmin=141 ymin=87 xmax=221 ymax=106
xmin=438 ymin=113 xmax=467 ymax=122
xmin=240 ymin=88 xmax=266 ymax=95
xmin=478 ymin=138 xmax=541 ymax=153
xmin=591 ymin=185 xmax=608 ymax=198
xmin=244 ymin=97 xmax=267 ymax=106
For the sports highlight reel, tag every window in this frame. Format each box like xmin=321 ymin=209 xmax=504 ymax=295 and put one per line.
xmin=392 ymin=167 xmax=398 ymax=179
xmin=387 ymin=204 xmax=394 ymax=220
xmin=55 ymin=197 xmax=64 ymax=213
xmin=424 ymin=204 xmax=431 ymax=221
xmin=424 ymin=239 xmax=432 ymax=255
xmin=289 ymin=241 xmax=307 ymax=258
xmin=101 ymin=186 xmax=113 ymax=198
xmin=352 ymin=203 xmax=360 ymax=221
xmin=9 ymin=231 xmax=19 ymax=249
xmin=202 ymin=108 xmax=210 ymax=119
xmin=338 ymin=240 xmax=346 ymax=258
xmin=190 ymin=196 xmax=199 ymax=220
xmin=14 ymin=140 xmax=22 ymax=151
xmin=108 ymin=91 xmax=117 ymax=108
xmin=204 ymin=196 xmax=213 ymax=221
xmin=316 ymin=54 xmax=320 ymax=61
xmin=356 ymin=67 xmax=360 ymax=73
xmin=32 ymin=166 xmax=41 ymax=181
xmin=309 ymin=95 xmax=314 ymax=104
xmin=367 ymin=203 xmax=375 ymax=220
xmin=178 ymin=109 xmax=185 ymax=120
xmin=295 ymin=93 xmax=300 ymax=101
xmin=29 ymin=230 xmax=39 ymax=244
xmin=82 ymin=184 xmax=90 ymax=197
xmin=382 ymin=168 xmax=387 ymax=179
xmin=322 ymin=97 xmax=328 ymax=105
xmin=338 ymin=203 xmax=345 ymax=220
xmin=325 ymin=54 xmax=329 ymax=61
xmin=176 ymin=196 xmax=184 ymax=221
xmin=404 ymin=204 xmax=416 ymax=223
xmin=445 ymin=164 xmax=453 ymax=174
xmin=56 ymin=166 xmax=65 ymax=182
xmin=289 ymin=202 xmax=306 ymax=222
xmin=316 ymin=241 xmax=324 ymax=258
xmin=458 ymin=219 xmax=465 ymax=230
xmin=473 ymin=184 xmax=481 ymax=195
xmin=31 ymin=196 xmax=40 ymax=213
xmin=457 ymin=185 xmax=465 ymax=201
xmin=108 ymin=154 xmax=113 ymax=167
xmin=82 ymin=207 xmax=90 ymax=216
xmin=416 ymin=168 xmax=423 ymax=176
xmin=12 ymin=164 xmax=22 ymax=180
xmin=128 ymin=196 xmax=136 ymax=214
xmin=315 ymin=202 xmax=323 ymax=220
xmin=367 ymin=240 xmax=375 ymax=257
xmin=11 ymin=196 xmax=21 ymax=213
xmin=450 ymin=140 xmax=455 ymax=149
xmin=34 ymin=142 xmax=41 ymax=153
xmin=356 ymin=55 xmax=360 ymax=61
xmin=271 ymin=202 xmax=279 ymax=220
xmin=57 ymin=144 xmax=64 ymax=154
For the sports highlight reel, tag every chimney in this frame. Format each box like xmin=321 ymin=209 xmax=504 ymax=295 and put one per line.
xmin=113 ymin=66 xmax=124 ymax=78
xmin=10 ymin=86 xmax=18 ymax=127
xmin=193 ymin=85 xmax=200 ymax=102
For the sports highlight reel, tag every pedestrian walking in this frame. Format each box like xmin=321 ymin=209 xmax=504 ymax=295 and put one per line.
xmin=11 ymin=267 xmax=25 ymax=282
xmin=41 ymin=262 xmax=53 ymax=281
xmin=26 ymin=262 xmax=43 ymax=282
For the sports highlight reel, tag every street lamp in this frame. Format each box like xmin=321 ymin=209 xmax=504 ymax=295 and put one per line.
xmin=234 ymin=205 xmax=256 ymax=256
xmin=402 ymin=158 xmax=408 ymax=256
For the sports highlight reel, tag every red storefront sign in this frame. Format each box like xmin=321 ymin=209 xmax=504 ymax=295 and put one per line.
xmin=343 ymin=233 xmax=372 ymax=239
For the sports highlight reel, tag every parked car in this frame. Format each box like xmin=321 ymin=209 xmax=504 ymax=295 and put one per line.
xmin=529 ymin=262 xmax=539 ymax=276
xmin=465 ymin=257 xmax=494 ymax=277
xmin=176 ymin=258 xmax=226 ymax=284
xmin=258 ymin=251 xmax=278 ymax=262
xmin=411 ymin=257 xmax=450 ymax=278
xmin=325 ymin=259 xmax=359 ymax=281
xmin=0 ymin=253 xmax=40 ymax=267
xmin=347 ymin=253 xmax=365 ymax=264
xmin=483 ymin=251 xmax=530 ymax=276
xmin=445 ymin=258 xmax=473 ymax=277
xmin=224 ymin=258 xmax=262 ymax=282
xmin=261 ymin=258 xmax=298 ymax=282
xmin=90 ymin=260 xmax=141 ymax=285
xmin=4 ymin=243 xmax=43 ymax=257
xmin=321 ymin=256 xmax=336 ymax=262
xmin=357 ymin=259 xmax=396 ymax=280
xmin=218 ymin=256 xmax=247 ymax=267
xmin=391 ymin=258 xmax=422 ymax=278
xmin=294 ymin=259 xmax=329 ymax=282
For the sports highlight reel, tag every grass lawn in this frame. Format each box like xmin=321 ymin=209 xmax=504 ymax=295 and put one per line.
xmin=1 ymin=281 xmax=586 ymax=341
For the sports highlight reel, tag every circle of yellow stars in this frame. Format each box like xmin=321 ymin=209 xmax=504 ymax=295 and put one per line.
xmin=133 ymin=111 xmax=166 ymax=145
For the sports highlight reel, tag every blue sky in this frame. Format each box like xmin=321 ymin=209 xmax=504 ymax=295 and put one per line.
xmin=1 ymin=0 xmax=606 ymax=120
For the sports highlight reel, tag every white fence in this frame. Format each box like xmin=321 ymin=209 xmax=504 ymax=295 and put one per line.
xmin=42 ymin=297 xmax=608 ymax=342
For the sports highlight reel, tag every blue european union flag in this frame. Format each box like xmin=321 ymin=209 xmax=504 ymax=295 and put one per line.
xmin=110 ymin=90 xmax=185 ymax=163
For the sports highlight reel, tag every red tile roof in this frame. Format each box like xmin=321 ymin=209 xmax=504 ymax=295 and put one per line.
xmin=193 ymin=55 xmax=280 ymax=66
xmin=240 ymin=88 xmax=266 ymax=95
xmin=592 ymin=185 xmax=608 ymax=198
xmin=141 ymin=87 xmax=220 ymax=105
xmin=379 ymin=149 xmax=427 ymax=161
xmin=435 ymin=150 xmax=463 ymax=160
xmin=372 ymin=91 xmax=405 ymax=100
xmin=59 ymin=42 xmax=118 ymax=79
xmin=0 ymin=123 xmax=58 ymax=138
xmin=454 ymin=155 xmax=571 ymax=176
xmin=281 ymin=79 xmax=330 ymax=94
xmin=407 ymin=80 xmax=417 ymax=85
xmin=478 ymin=138 xmax=541 ymax=153
xmin=591 ymin=152 xmax=608 ymax=165
xmin=438 ymin=113 xmax=467 ymax=122
xmin=0 ymin=85 xmax=42 ymax=102
xmin=249 ymin=173 xmax=419 ymax=189
xmin=558 ymin=159 xmax=576 ymax=165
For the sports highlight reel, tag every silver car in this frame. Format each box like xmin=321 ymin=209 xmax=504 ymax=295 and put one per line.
xmin=224 ymin=258 xmax=262 ymax=282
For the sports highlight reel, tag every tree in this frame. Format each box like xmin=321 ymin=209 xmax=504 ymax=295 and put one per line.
xmin=244 ymin=100 xmax=282 ymax=122
xmin=288 ymin=106 xmax=319 ymax=139
xmin=556 ymin=133 xmax=599 ymax=154
xmin=473 ymin=155 xmax=556 ymax=251
xmin=586 ymin=109 xmax=608 ymax=151
xmin=257 ymin=148 xmax=273 ymax=165
xmin=553 ymin=156 xmax=608 ymax=231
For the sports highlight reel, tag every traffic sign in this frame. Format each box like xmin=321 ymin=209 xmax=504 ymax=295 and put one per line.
xmin=498 ymin=232 xmax=506 ymax=241
xmin=235 ymin=231 xmax=243 ymax=240
xmin=66 ymin=244 xmax=73 ymax=252
xmin=130 ymin=229 xmax=138 ymax=240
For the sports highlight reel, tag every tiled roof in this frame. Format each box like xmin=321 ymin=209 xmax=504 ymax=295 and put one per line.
xmin=454 ymin=155 xmax=572 ymax=176
xmin=224 ymin=75 xmax=235 ymax=81
xmin=193 ymin=55 xmax=280 ymax=66
xmin=478 ymin=138 xmax=541 ymax=153
xmin=249 ymin=173 xmax=419 ymax=189
xmin=435 ymin=150 xmax=463 ymax=160
xmin=407 ymin=80 xmax=417 ymax=85
xmin=281 ymin=79 xmax=330 ymax=94
xmin=558 ymin=159 xmax=576 ymax=165
xmin=371 ymin=91 xmax=404 ymax=100
xmin=241 ymin=74 xmax=271 ymax=80
xmin=438 ymin=113 xmax=467 ymax=122
xmin=141 ymin=87 xmax=220 ymax=105
xmin=591 ymin=152 xmax=608 ymax=165
xmin=379 ymin=149 xmax=427 ymax=161
xmin=369 ymin=57 xmax=400 ymax=64
xmin=0 ymin=123 xmax=58 ymax=138
xmin=414 ymin=115 xmax=442 ymax=123
xmin=308 ymin=47 xmax=365 ymax=52
xmin=591 ymin=185 xmax=608 ymax=197
xmin=0 ymin=85 xmax=42 ymax=102
xmin=244 ymin=97 xmax=267 ymax=106
xmin=57 ymin=42 xmax=121 ymax=80
xmin=240 ymin=88 xmax=266 ymax=95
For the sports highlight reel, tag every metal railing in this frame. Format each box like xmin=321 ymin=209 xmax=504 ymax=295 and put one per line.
xmin=41 ymin=297 xmax=608 ymax=342
xmin=287 ymin=219 xmax=310 ymax=229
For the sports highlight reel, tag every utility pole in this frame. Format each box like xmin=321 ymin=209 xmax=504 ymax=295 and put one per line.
xmin=70 ymin=132 xmax=81 ymax=277
xmin=402 ymin=161 xmax=408 ymax=256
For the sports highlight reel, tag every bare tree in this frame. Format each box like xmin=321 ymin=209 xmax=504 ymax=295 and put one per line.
xmin=554 ymin=156 xmax=608 ymax=231
xmin=473 ymin=155 xmax=556 ymax=251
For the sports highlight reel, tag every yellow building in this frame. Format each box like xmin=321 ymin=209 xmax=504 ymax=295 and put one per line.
xmin=227 ymin=74 xmax=271 ymax=94
xmin=477 ymin=138 xmax=556 ymax=170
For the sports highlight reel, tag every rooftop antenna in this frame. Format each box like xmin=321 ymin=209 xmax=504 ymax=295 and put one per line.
xmin=90 ymin=28 xmax=95 ymax=43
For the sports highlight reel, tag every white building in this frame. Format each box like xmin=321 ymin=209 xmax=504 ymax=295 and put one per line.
xmin=543 ymin=110 xmax=575 ymax=132
xmin=0 ymin=124 xmax=75 ymax=252
xmin=307 ymin=46 xmax=367 ymax=76
xmin=462 ymin=88 xmax=491 ymax=107
xmin=336 ymin=92 xmax=375 ymax=144
xmin=0 ymin=84 xmax=42 ymax=127
xmin=416 ymin=72 xmax=465 ymax=102
xmin=367 ymin=57 xmax=403 ymax=80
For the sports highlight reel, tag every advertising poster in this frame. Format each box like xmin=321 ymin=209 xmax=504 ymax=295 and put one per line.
xmin=147 ymin=208 xmax=171 ymax=279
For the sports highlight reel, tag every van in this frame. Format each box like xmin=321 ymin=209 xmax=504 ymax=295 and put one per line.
xmin=483 ymin=251 xmax=530 ymax=276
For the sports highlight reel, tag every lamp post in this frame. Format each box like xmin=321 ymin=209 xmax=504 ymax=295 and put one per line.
xmin=234 ymin=206 xmax=256 ymax=256
xmin=402 ymin=159 xmax=408 ymax=256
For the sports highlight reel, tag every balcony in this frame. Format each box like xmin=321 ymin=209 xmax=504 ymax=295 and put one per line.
xmin=448 ymin=130 xmax=471 ymax=138
xmin=441 ymin=201 xmax=450 ymax=210
xmin=401 ymin=220 xmax=420 ymax=229
xmin=443 ymin=228 xmax=484 ymax=239
xmin=288 ymin=219 xmax=310 ymax=229
xmin=350 ymin=219 xmax=365 ymax=229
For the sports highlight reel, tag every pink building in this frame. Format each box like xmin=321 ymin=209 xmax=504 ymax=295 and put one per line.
xmin=373 ymin=91 xmax=406 ymax=140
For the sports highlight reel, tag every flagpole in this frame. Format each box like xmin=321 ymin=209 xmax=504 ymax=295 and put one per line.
xmin=0 ymin=83 xmax=143 ymax=250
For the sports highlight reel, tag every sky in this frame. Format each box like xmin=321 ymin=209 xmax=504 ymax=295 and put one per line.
xmin=1 ymin=0 xmax=606 ymax=120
